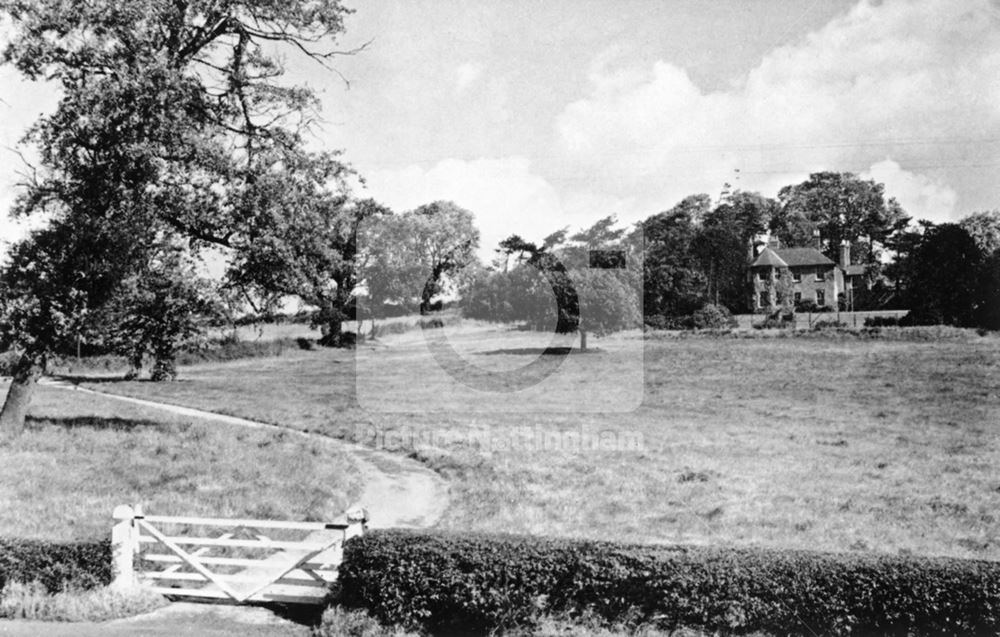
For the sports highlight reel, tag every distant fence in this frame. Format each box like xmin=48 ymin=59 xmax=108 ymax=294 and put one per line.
xmin=111 ymin=504 xmax=367 ymax=605
xmin=734 ymin=309 xmax=908 ymax=330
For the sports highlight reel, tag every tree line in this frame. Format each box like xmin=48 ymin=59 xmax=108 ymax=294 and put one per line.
xmin=469 ymin=180 xmax=999 ymax=334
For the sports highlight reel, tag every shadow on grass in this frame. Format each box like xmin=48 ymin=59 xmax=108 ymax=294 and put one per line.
xmin=27 ymin=415 xmax=164 ymax=431
xmin=51 ymin=374 xmax=190 ymax=385
xmin=478 ymin=346 xmax=601 ymax=356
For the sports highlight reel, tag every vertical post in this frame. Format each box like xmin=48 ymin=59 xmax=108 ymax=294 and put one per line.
xmin=111 ymin=505 xmax=138 ymax=591
xmin=344 ymin=507 xmax=368 ymax=542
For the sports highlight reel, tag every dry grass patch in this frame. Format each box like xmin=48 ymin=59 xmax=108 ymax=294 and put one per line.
xmin=0 ymin=581 xmax=166 ymax=622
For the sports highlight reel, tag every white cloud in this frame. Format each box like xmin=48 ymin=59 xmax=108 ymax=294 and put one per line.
xmin=362 ymin=157 xmax=635 ymax=261
xmin=554 ymin=0 xmax=1000 ymax=217
xmin=455 ymin=62 xmax=483 ymax=94
xmin=863 ymin=159 xmax=958 ymax=225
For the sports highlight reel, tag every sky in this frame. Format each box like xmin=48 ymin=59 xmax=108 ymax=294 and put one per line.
xmin=2 ymin=0 xmax=1000 ymax=260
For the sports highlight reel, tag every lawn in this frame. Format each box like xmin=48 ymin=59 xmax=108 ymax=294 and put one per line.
xmin=77 ymin=323 xmax=1000 ymax=560
xmin=0 ymin=383 xmax=361 ymax=541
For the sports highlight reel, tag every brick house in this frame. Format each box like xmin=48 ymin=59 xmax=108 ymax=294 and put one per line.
xmin=749 ymin=240 xmax=865 ymax=311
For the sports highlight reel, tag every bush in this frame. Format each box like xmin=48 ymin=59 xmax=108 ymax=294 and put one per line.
xmin=810 ymin=319 xmax=847 ymax=331
xmin=753 ymin=309 xmax=794 ymax=329
xmin=644 ymin=307 xmax=736 ymax=331
xmin=689 ymin=304 xmax=738 ymax=330
xmin=339 ymin=529 xmax=1000 ymax=636
xmin=175 ymin=337 xmax=294 ymax=365
xmin=0 ymin=538 xmax=110 ymax=594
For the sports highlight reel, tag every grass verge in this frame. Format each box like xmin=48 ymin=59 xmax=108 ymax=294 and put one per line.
xmin=0 ymin=581 xmax=166 ymax=622
xmin=0 ymin=383 xmax=361 ymax=541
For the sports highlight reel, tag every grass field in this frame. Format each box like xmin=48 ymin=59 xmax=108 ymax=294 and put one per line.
xmin=0 ymin=383 xmax=361 ymax=541
xmin=74 ymin=322 xmax=1000 ymax=562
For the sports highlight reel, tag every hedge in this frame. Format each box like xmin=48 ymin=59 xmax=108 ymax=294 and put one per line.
xmin=338 ymin=530 xmax=1000 ymax=636
xmin=0 ymin=539 xmax=111 ymax=593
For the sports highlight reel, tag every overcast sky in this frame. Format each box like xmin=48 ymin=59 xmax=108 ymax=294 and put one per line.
xmin=3 ymin=0 xmax=1000 ymax=259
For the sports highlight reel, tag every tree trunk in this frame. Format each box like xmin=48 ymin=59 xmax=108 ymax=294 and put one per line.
xmin=323 ymin=314 xmax=343 ymax=346
xmin=0 ymin=353 xmax=44 ymax=439
xmin=579 ymin=329 xmax=588 ymax=351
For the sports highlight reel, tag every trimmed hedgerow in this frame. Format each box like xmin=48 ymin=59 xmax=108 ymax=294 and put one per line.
xmin=338 ymin=530 xmax=1000 ymax=636
xmin=0 ymin=539 xmax=111 ymax=593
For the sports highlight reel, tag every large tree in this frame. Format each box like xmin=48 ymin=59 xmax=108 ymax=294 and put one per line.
xmin=0 ymin=0 xmax=360 ymax=436
xmin=902 ymin=224 xmax=983 ymax=327
xmin=960 ymin=210 xmax=1000 ymax=258
xmin=637 ymin=199 xmax=707 ymax=319
xmin=408 ymin=201 xmax=480 ymax=313
xmin=463 ymin=218 xmax=641 ymax=351
xmin=774 ymin=172 xmax=910 ymax=263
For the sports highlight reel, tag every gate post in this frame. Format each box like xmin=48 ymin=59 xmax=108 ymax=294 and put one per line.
xmin=111 ymin=504 xmax=139 ymax=591
xmin=345 ymin=506 xmax=368 ymax=541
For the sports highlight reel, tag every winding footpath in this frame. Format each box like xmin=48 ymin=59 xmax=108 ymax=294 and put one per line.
xmin=40 ymin=378 xmax=450 ymax=529
xmin=0 ymin=378 xmax=450 ymax=637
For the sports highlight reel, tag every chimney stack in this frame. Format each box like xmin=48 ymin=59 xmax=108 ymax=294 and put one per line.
xmin=840 ymin=241 xmax=851 ymax=268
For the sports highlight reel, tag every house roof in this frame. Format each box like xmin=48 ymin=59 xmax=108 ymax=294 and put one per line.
xmin=750 ymin=247 xmax=788 ymax=268
xmin=751 ymin=246 xmax=834 ymax=268
xmin=775 ymin=247 xmax=835 ymax=267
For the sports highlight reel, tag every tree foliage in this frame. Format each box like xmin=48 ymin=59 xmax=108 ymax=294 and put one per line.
xmin=408 ymin=201 xmax=480 ymax=313
xmin=0 ymin=0 xmax=360 ymax=434
xmin=902 ymin=224 xmax=984 ymax=328
xmin=773 ymin=172 xmax=909 ymax=262
xmin=464 ymin=218 xmax=640 ymax=349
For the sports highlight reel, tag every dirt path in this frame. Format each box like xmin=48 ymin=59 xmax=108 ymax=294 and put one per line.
xmin=0 ymin=379 xmax=450 ymax=636
xmin=39 ymin=378 xmax=449 ymax=529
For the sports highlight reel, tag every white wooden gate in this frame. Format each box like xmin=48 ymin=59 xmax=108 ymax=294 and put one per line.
xmin=111 ymin=505 xmax=367 ymax=605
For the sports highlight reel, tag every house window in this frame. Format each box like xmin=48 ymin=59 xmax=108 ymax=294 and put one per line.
xmin=794 ymin=292 xmax=802 ymax=304
xmin=792 ymin=270 xmax=801 ymax=282
xmin=816 ymin=290 xmax=825 ymax=306
xmin=773 ymin=267 xmax=782 ymax=280
xmin=756 ymin=270 xmax=763 ymax=281
xmin=814 ymin=268 xmax=824 ymax=282
xmin=758 ymin=291 xmax=767 ymax=308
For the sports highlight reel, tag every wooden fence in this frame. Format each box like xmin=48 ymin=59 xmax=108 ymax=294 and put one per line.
xmin=111 ymin=504 xmax=367 ymax=605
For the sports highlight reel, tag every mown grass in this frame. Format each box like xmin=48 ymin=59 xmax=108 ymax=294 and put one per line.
xmin=0 ymin=383 xmax=361 ymax=541
xmin=81 ymin=323 xmax=1000 ymax=560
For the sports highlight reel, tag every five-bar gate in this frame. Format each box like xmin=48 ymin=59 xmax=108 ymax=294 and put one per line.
xmin=111 ymin=504 xmax=367 ymax=605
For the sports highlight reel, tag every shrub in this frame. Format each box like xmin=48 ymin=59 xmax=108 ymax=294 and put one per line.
xmin=752 ymin=309 xmax=794 ymax=329
xmin=0 ymin=538 xmax=110 ymax=593
xmin=795 ymin=298 xmax=819 ymax=313
xmin=689 ymin=304 xmax=738 ymax=330
xmin=339 ymin=529 xmax=1000 ymax=636
xmin=810 ymin=319 xmax=847 ymax=331
xmin=174 ymin=337 xmax=294 ymax=365
xmin=643 ymin=315 xmax=681 ymax=330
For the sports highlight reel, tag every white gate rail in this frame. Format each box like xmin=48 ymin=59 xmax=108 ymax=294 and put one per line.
xmin=111 ymin=504 xmax=367 ymax=605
